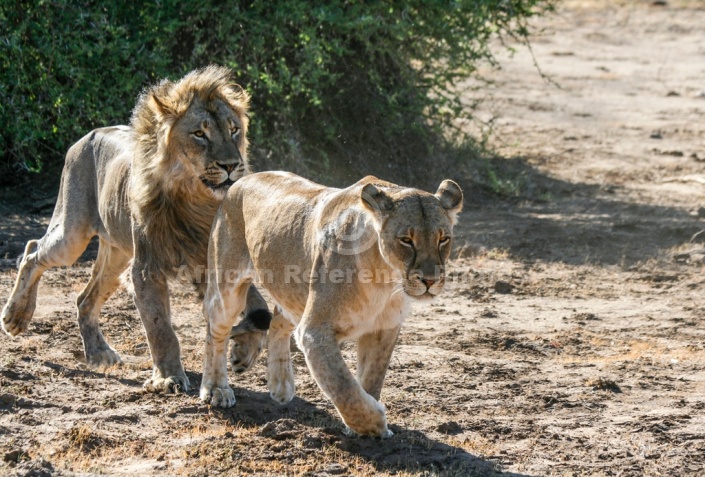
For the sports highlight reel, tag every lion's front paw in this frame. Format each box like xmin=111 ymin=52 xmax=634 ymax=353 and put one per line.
xmin=199 ymin=384 xmax=236 ymax=408
xmin=143 ymin=373 xmax=190 ymax=394
xmin=1 ymin=303 xmax=31 ymax=337
xmin=267 ymin=360 xmax=295 ymax=404
xmin=86 ymin=348 xmax=122 ymax=368
xmin=229 ymin=329 xmax=266 ymax=373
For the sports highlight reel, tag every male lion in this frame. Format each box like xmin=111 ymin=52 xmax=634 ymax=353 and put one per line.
xmin=201 ymin=172 xmax=462 ymax=437
xmin=1 ymin=66 xmax=271 ymax=393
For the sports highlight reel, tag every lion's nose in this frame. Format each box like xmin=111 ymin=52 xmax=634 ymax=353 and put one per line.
xmin=421 ymin=278 xmax=435 ymax=289
xmin=217 ymin=162 xmax=237 ymax=173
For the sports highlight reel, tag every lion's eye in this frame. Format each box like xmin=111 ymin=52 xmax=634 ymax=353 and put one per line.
xmin=231 ymin=128 xmax=240 ymax=139
xmin=439 ymin=237 xmax=450 ymax=246
xmin=398 ymin=237 xmax=414 ymax=246
xmin=194 ymin=130 xmax=205 ymax=138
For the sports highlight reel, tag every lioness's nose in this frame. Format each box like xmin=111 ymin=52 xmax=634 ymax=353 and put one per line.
xmin=421 ymin=278 xmax=436 ymax=289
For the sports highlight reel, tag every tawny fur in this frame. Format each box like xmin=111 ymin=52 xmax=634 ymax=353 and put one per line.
xmin=200 ymin=172 xmax=463 ymax=436
xmin=1 ymin=66 xmax=267 ymax=395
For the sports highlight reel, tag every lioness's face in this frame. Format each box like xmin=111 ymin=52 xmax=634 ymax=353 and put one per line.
xmin=362 ymin=180 xmax=463 ymax=301
xmin=172 ymin=98 xmax=248 ymax=197
xmin=381 ymin=197 xmax=454 ymax=300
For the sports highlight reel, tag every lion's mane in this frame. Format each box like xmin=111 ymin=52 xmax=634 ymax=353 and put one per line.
xmin=128 ymin=66 xmax=251 ymax=277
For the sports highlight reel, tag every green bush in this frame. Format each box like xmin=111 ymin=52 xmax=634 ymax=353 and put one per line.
xmin=0 ymin=0 xmax=553 ymax=187
xmin=0 ymin=1 xmax=178 ymax=183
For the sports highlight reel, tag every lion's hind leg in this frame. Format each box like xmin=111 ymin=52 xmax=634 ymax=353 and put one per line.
xmin=76 ymin=239 xmax=130 ymax=367
xmin=228 ymin=285 xmax=272 ymax=373
xmin=2 ymin=222 xmax=93 ymax=336
xmin=1 ymin=240 xmax=43 ymax=336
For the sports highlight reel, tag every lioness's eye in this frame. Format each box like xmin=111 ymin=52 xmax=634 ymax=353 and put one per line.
xmin=398 ymin=237 xmax=414 ymax=246
xmin=439 ymin=237 xmax=450 ymax=246
xmin=194 ymin=130 xmax=205 ymax=138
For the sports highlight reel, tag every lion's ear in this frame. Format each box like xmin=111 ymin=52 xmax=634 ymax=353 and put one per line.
xmin=361 ymin=183 xmax=394 ymax=213
xmin=148 ymin=93 xmax=176 ymax=122
xmin=435 ymin=179 xmax=463 ymax=225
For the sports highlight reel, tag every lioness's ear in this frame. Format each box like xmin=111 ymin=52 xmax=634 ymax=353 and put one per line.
xmin=435 ymin=179 xmax=463 ymax=225
xmin=361 ymin=183 xmax=394 ymax=213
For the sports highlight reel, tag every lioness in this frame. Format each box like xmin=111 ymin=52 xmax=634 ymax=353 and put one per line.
xmin=201 ymin=172 xmax=462 ymax=437
xmin=1 ymin=66 xmax=271 ymax=393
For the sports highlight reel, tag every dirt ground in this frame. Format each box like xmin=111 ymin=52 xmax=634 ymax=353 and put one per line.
xmin=1 ymin=2 xmax=704 ymax=476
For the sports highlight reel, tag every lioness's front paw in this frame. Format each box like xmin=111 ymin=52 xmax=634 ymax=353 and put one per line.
xmin=199 ymin=385 xmax=236 ymax=408
xmin=143 ymin=374 xmax=190 ymax=394
xmin=267 ymin=361 xmax=295 ymax=404
xmin=341 ymin=397 xmax=389 ymax=437
xmin=268 ymin=379 xmax=295 ymax=404
xmin=344 ymin=425 xmax=394 ymax=439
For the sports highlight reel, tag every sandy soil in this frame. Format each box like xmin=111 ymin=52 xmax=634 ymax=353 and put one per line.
xmin=1 ymin=2 xmax=704 ymax=476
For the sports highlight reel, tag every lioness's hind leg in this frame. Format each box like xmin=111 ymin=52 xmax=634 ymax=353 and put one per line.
xmin=2 ymin=224 xmax=92 ymax=336
xmin=266 ymin=306 xmax=296 ymax=404
xmin=76 ymin=240 xmax=130 ymax=367
xmin=201 ymin=279 xmax=251 ymax=408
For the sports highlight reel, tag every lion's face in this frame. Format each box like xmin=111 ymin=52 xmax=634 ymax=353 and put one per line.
xmin=362 ymin=180 xmax=463 ymax=301
xmin=170 ymin=97 xmax=249 ymax=198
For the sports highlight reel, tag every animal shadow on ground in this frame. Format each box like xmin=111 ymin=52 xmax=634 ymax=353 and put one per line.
xmin=0 ymin=358 xmax=142 ymax=389
xmin=194 ymin=373 xmax=532 ymax=477
xmin=41 ymin=361 xmax=143 ymax=387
